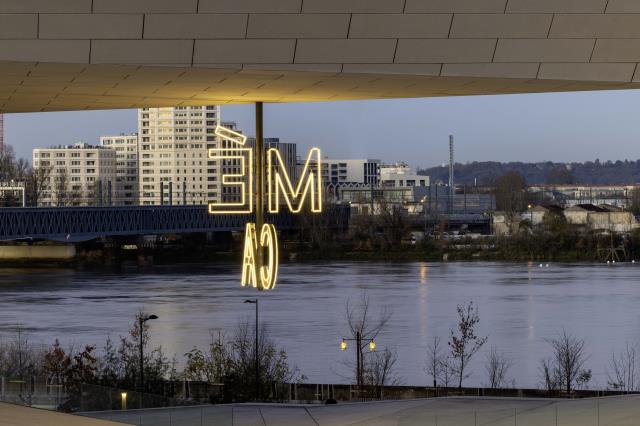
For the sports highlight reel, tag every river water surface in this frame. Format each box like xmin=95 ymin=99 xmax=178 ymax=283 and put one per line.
xmin=0 ymin=261 xmax=639 ymax=388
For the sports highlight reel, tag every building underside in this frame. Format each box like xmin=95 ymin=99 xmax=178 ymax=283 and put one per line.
xmin=2 ymin=0 xmax=640 ymax=111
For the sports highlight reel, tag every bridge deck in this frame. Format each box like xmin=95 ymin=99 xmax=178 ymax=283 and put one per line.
xmin=0 ymin=206 xmax=349 ymax=242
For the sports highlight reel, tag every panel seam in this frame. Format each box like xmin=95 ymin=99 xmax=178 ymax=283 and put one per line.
xmin=392 ymin=39 xmax=399 ymax=63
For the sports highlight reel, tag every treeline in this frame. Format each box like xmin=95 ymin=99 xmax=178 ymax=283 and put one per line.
xmin=0 ymin=145 xmax=49 ymax=207
xmin=419 ymin=159 xmax=640 ymax=185
xmin=0 ymin=312 xmax=303 ymax=410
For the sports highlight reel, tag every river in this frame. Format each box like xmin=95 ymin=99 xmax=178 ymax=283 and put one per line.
xmin=0 ymin=261 xmax=638 ymax=388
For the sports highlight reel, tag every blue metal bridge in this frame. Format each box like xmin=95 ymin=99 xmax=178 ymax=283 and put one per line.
xmin=0 ymin=205 xmax=350 ymax=242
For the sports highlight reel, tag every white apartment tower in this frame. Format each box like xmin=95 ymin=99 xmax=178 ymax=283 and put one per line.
xmin=33 ymin=143 xmax=117 ymax=207
xmin=214 ymin=121 xmax=298 ymax=204
xmin=138 ymin=106 xmax=220 ymax=205
xmin=100 ymin=133 xmax=139 ymax=205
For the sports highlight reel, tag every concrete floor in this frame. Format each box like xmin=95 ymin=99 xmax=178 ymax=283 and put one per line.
xmin=81 ymin=394 xmax=640 ymax=426
xmin=0 ymin=402 xmax=124 ymax=426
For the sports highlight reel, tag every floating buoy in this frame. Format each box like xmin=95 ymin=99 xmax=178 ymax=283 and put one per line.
xmin=607 ymin=261 xmax=611 ymax=264
xmin=545 ymin=264 xmax=549 ymax=268
xmin=539 ymin=264 xmax=543 ymax=268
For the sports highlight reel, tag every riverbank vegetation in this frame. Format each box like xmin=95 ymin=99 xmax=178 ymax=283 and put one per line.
xmin=4 ymin=298 xmax=640 ymax=409
xmin=292 ymin=208 xmax=640 ymax=263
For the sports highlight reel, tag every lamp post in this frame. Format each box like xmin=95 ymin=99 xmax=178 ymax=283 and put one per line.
xmin=340 ymin=333 xmax=376 ymax=400
xmin=244 ymin=299 xmax=259 ymax=400
xmin=139 ymin=314 xmax=158 ymax=398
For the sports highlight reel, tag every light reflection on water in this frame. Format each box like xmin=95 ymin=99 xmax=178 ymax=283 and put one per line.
xmin=0 ymin=261 xmax=639 ymax=388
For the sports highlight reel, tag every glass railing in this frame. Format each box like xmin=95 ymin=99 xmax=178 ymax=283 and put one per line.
xmin=395 ymin=394 xmax=640 ymax=426
xmin=84 ymin=405 xmax=234 ymax=426
xmin=0 ymin=377 xmax=201 ymax=412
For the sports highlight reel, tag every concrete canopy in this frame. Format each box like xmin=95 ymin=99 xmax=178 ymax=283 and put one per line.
xmin=2 ymin=0 xmax=640 ymax=112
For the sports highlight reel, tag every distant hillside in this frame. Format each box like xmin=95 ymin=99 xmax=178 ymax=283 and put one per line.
xmin=418 ymin=160 xmax=640 ymax=186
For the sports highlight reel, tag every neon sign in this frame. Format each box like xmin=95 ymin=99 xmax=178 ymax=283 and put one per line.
xmin=208 ymin=125 xmax=323 ymax=290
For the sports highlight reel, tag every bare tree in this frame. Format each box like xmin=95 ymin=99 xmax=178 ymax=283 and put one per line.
xmin=607 ymin=342 xmax=638 ymax=393
xmin=630 ymin=187 xmax=640 ymax=215
xmin=364 ymin=348 xmax=401 ymax=399
xmin=492 ymin=171 xmax=527 ymax=214
xmin=54 ymin=168 xmax=70 ymax=206
xmin=544 ymin=330 xmax=590 ymax=394
xmin=425 ymin=336 xmax=456 ymax=395
xmin=484 ymin=346 xmax=511 ymax=389
xmin=426 ymin=336 xmax=444 ymax=388
xmin=344 ymin=292 xmax=392 ymax=394
xmin=436 ymin=356 xmax=456 ymax=390
xmin=540 ymin=357 xmax=561 ymax=394
xmin=448 ymin=301 xmax=488 ymax=390
xmin=26 ymin=164 xmax=51 ymax=207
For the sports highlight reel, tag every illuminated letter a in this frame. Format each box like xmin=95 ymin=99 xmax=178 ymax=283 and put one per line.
xmin=241 ymin=223 xmax=258 ymax=287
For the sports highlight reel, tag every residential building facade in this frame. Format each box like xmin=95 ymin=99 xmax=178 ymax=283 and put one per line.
xmin=33 ymin=143 xmax=116 ymax=207
xmin=217 ymin=123 xmax=298 ymax=204
xmin=138 ymin=105 xmax=220 ymax=205
xmin=100 ymin=133 xmax=139 ymax=205
xmin=320 ymin=159 xmax=380 ymax=185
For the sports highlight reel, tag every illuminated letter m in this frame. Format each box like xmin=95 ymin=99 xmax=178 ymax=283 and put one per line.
xmin=267 ymin=147 xmax=322 ymax=213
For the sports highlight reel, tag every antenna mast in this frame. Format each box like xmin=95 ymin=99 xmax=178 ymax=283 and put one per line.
xmin=448 ymin=135 xmax=454 ymax=214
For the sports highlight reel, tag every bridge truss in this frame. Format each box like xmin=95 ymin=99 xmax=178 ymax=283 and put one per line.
xmin=0 ymin=205 xmax=350 ymax=242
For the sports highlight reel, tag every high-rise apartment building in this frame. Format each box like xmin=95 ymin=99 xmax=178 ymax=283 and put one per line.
xmin=32 ymin=143 xmax=116 ymax=207
xmin=100 ymin=133 xmax=139 ymax=205
xmin=0 ymin=113 xmax=4 ymax=152
xmin=138 ymin=105 xmax=220 ymax=205
xmin=214 ymin=122 xmax=298 ymax=204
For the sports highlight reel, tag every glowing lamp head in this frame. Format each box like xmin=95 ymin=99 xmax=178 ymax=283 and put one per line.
xmin=369 ymin=340 xmax=376 ymax=351
xmin=527 ymin=204 xmax=533 ymax=209
xmin=340 ymin=339 xmax=348 ymax=351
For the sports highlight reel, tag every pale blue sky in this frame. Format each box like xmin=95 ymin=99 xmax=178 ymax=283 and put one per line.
xmin=5 ymin=89 xmax=640 ymax=169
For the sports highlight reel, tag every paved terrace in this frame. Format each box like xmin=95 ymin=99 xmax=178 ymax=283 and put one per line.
xmin=0 ymin=401 xmax=123 ymax=426
xmin=80 ymin=395 xmax=640 ymax=425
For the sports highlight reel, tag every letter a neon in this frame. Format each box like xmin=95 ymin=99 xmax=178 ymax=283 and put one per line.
xmin=240 ymin=223 xmax=258 ymax=287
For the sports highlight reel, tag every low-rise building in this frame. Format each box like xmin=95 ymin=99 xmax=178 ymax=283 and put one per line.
xmin=521 ymin=204 xmax=564 ymax=226
xmin=529 ymin=184 xmax=638 ymax=208
xmin=380 ymin=162 xmax=429 ymax=187
xmin=33 ymin=143 xmax=117 ymax=207
xmin=320 ymin=158 xmax=380 ymax=185
xmin=565 ymin=204 xmax=637 ymax=233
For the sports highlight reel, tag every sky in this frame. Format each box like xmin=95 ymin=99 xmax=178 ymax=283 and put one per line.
xmin=5 ymin=89 xmax=640 ymax=170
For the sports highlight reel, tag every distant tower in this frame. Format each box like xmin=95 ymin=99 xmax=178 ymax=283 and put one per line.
xmin=448 ymin=134 xmax=454 ymax=213
xmin=0 ymin=113 xmax=4 ymax=152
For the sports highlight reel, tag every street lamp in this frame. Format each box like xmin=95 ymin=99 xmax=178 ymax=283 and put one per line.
xmin=244 ymin=299 xmax=259 ymax=400
xmin=340 ymin=332 xmax=377 ymax=399
xmin=139 ymin=314 xmax=158 ymax=398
